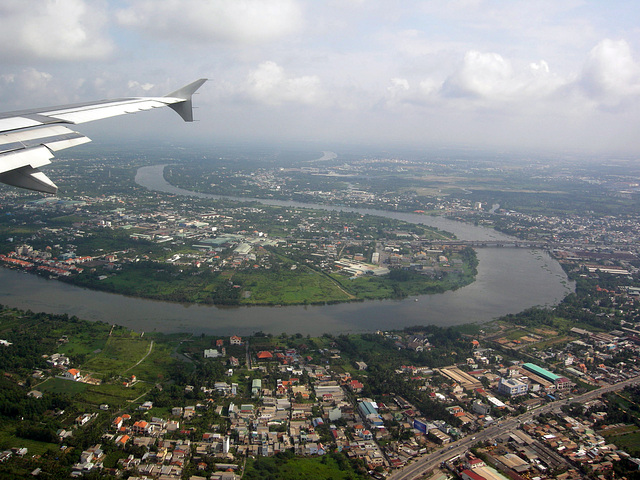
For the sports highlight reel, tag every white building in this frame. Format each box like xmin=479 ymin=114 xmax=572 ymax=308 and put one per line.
xmin=497 ymin=377 xmax=528 ymax=396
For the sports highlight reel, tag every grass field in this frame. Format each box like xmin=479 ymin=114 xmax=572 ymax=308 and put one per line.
xmin=58 ymin=326 xmax=111 ymax=358
xmin=240 ymin=268 xmax=352 ymax=305
xmin=244 ymin=453 xmax=367 ymax=480
xmin=128 ymin=341 xmax=176 ymax=382
xmin=37 ymin=377 xmax=150 ymax=408
xmin=81 ymin=332 xmax=153 ymax=376
xmin=601 ymin=425 xmax=640 ymax=454
xmin=0 ymin=426 xmax=57 ymax=456
xmin=77 ymin=382 xmax=151 ymax=407
xmin=38 ymin=377 xmax=88 ymax=395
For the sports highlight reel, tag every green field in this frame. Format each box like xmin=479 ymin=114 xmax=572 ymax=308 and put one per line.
xmin=239 ymin=268 xmax=352 ymax=304
xmin=601 ymin=425 xmax=640 ymax=455
xmin=37 ymin=377 xmax=150 ymax=408
xmin=81 ymin=333 xmax=153 ymax=375
xmin=244 ymin=452 xmax=368 ymax=480
xmin=38 ymin=377 xmax=88 ymax=396
xmin=0 ymin=427 xmax=57 ymax=456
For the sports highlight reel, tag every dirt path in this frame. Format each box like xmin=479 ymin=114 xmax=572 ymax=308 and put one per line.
xmin=125 ymin=340 xmax=154 ymax=373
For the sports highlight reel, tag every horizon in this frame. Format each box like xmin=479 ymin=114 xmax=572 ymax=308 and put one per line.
xmin=0 ymin=1 xmax=639 ymax=157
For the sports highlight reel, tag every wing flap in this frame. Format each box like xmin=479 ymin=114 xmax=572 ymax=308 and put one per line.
xmin=0 ymin=146 xmax=53 ymax=174
xmin=0 ymin=117 xmax=42 ymax=132
xmin=0 ymin=125 xmax=90 ymax=151
xmin=0 ymin=166 xmax=57 ymax=194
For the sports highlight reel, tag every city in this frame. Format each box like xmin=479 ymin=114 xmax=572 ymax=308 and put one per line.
xmin=0 ymin=147 xmax=639 ymax=479
xmin=1 ymin=2 xmax=640 ymax=479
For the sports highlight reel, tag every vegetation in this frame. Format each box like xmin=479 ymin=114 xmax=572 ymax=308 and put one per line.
xmin=243 ymin=451 xmax=368 ymax=480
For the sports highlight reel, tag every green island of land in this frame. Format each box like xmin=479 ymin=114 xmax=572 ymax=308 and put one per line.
xmin=0 ymin=172 xmax=478 ymax=306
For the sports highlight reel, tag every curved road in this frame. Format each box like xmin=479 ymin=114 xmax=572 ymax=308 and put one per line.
xmin=390 ymin=375 xmax=640 ymax=480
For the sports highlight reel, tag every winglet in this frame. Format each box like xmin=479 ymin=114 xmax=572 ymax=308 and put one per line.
xmin=165 ymin=78 xmax=207 ymax=122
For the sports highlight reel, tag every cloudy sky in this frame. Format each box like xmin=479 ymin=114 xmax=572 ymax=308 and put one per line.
xmin=1 ymin=0 xmax=639 ymax=155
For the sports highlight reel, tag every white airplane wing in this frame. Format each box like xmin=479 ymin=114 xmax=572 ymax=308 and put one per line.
xmin=0 ymin=78 xmax=206 ymax=194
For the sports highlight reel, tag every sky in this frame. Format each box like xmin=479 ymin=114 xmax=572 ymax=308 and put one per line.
xmin=0 ymin=0 xmax=639 ymax=156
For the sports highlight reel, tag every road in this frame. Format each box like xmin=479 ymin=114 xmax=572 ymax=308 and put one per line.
xmin=125 ymin=340 xmax=154 ymax=373
xmin=389 ymin=375 xmax=640 ymax=480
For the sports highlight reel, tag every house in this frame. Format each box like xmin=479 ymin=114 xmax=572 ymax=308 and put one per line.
xmin=76 ymin=413 xmax=93 ymax=426
xmin=47 ymin=353 xmax=70 ymax=367
xmin=230 ymin=335 xmax=242 ymax=345
xmin=65 ymin=368 xmax=81 ymax=381
xmin=113 ymin=416 xmax=123 ymax=430
xmin=115 ymin=435 xmax=130 ymax=447
xmin=305 ymin=443 xmax=326 ymax=455
xmin=132 ymin=420 xmax=152 ymax=435
xmin=349 ymin=380 xmax=364 ymax=393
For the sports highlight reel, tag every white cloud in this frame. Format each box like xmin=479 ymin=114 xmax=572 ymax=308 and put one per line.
xmin=388 ymin=78 xmax=410 ymax=93
xmin=438 ymin=50 xmax=564 ymax=104
xmin=578 ymin=39 xmax=640 ymax=108
xmin=0 ymin=68 xmax=52 ymax=91
xmin=127 ymin=81 xmax=155 ymax=93
xmin=0 ymin=0 xmax=112 ymax=62
xmin=442 ymin=51 xmax=514 ymax=99
xmin=244 ymin=61 xmax=322 ymax=105
xmin=0 ymin=68 xmax=59 ymax=108
xmin=117 ymin=0 xmax=303 ymax=45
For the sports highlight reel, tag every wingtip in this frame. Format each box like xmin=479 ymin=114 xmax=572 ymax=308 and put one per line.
xmin=165 ymin=79 xmax=208 ymax=100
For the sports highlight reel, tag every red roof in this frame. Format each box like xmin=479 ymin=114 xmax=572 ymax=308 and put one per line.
xmin=257 ymin=351 xmax=273 ymax=359
xmin=462 ymin=469 xmax=488 ymax=480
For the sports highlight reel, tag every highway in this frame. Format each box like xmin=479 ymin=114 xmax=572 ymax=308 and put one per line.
xmin=388 ymin=375 xmax=640 ymax=480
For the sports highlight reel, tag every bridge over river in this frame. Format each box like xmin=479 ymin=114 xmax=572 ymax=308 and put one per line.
xmin=429 ymin=239 xmax=553 ymax=249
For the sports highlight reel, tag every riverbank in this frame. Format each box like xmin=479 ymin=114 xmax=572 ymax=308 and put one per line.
xmin=0 ymin=227 xmax=572 ymax=337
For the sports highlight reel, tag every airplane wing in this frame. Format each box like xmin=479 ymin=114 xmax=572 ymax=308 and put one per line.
xmin=0 ymin=78 xmax=207 ymax=194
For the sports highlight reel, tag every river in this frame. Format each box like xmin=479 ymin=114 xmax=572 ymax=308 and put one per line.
xmin=0 ymin=165 xmax=573 ymax=336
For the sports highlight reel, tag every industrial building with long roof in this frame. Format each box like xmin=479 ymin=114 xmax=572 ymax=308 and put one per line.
xmin=522 ymin=363 xmax=560 ymax=382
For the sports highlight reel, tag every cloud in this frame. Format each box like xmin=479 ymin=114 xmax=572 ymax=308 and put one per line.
xmin=438 ymin=50 xmax=564 ymax=104
xmin=244 ymin=61 xmax=322 ymax=105
xmin=0 ymin=68 xmax=61 ymax=108
xmin=0 ymin=0 xmax=112 ymax=62
xmin=442 ymin=51 xmax=515 ymax=99
xmin=577 ymin=39 xmax=640 ymax=108
xmin=117 ymin=0 xmax=303 ymax=45
xmin=127 ymin=81 xmax=155 ymax=93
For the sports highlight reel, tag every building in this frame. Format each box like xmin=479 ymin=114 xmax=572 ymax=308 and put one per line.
xmin=497 ymin=377 xmax=528 ymax=396
xmin=471 ymin=401 xmax=490 ymax=416
xmin=252 ymin=379 xmax=262 ymax=397
xmin=355 ymin=361 xmax=368 ymax=370
xmin=461 ymin=469 xmax=488 ymax=480
xmin=204 ymin=349 xmax=222 ymax=358
xmin=522 ymin=363 xmax=571 ymax=390
xmin=522 ymin=363 xmax=559 ymax=382
xmin=65 ymin=368 xmax=81 ymax=381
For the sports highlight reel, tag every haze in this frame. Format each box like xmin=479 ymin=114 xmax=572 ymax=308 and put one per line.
xmin=0 ymin=0 xmax=639 ymax=155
